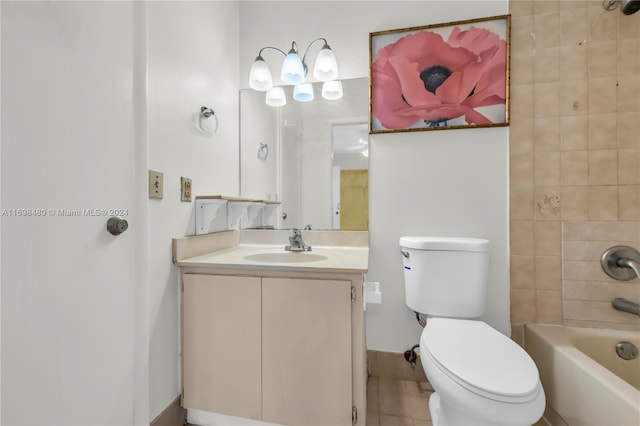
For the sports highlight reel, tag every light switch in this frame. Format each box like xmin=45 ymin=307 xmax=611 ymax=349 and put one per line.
xmin=149 ymin=170 xmax=163 ymax=199
xmin=181 ymin=177 xmax=192 ymax=202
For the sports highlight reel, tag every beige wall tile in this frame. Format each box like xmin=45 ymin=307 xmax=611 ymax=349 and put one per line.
xmin=512 ymin=16 xmax=535 ymax=51
xmin=534 ymin=82 xmax=561 ymax=117
xmin=561 ymin=186 xmax=589 ymax=220
xmin=511 ymin=221 xmax=535 ymax=255
xmin=564 ymin=319 xmax=640 ymax=331
xmin=534 ymin=117 xmax=560 ymax=151
xmin=536 ymin=290 xmax=563 ymax=324
xmin=535 ymin=187 xmax=562 ymax=220
xmin=560 ymin=151 xmax=589 ymax=185
xmin=618 ymin=13 xmax=640 ymax=39
xmin=561 ymin=240 xmax=589 ymax=261
xmin=619 ymin=185 xmax=640 ymax=220
xmin=510 ymin=153 xmax=534 ymax=188
xmin=560 ymin=7 xmax=588 ymax=46
xmin=535 ymin=256 xmax=562 ymax=290
xmin=534 ymin=220 xmax=562 ymax=254
xmin=561 ymin=1 xmax=589 ymax=10
xmin=511 ymin=50 xmax=534 ymax=85
xmin=510 ymin=85 xmax=534 ymax=119
xmin=588 ymin=113 xmax=617 ymax=150
xmin=511 ymin=255 xmax=536 ymax=289
xmin=560 ymin=79 xmax=588 ymax=116
xmin=588 ymin=149 xmax=618 ymax=185
xmin=534 ymin=152 xmax=561 ymax=186
xmin=588 ymin=77 xmax=618 ymax=114
xmin=617 ymin=38 xmax=640 ymax=76
xmin=617 ymin=75 xmax=640 ymax=112
xmin=560 ymin=45 xmax=588 ymax=81
xmin=509 ymin=0 xmax=640 ymax=329
xmin=564 ymin=299 xmax=640 ymax=324
xmin=511 ymin=289 xmax=537 ymax=323
xmin=562 ymin=240 xmax=619 ymax=261
xmin=533 ymin=12 xmax=560 ymax=48
xmin=564 ymin=280 xmax=640 ymax=302
xmin=534 ymin=1 xmax=560 ymax=15
xmin=561 ymin=116 xmax=589 ymax=151
xmin=589 ymin=185 xmax=619 ymax=220
xmin=589 ymin=3 xmax=618 ymax=42
xmin=562 ymin=259 xmax=612 ymax=281
xmin=510 ymin=1 xmax=533 ymax=17
xmin=511 ymin=188 xmax=534 ymax=220
xmin=618 ymin=150 xmax=639 ymax=185
xmin=534 ymin=48 xmax=560 ymax=83
xmin=562 ymin=221 xmax=639 ymax=241
xmin=588 ymin=41 xmax=618 ymax=78
xmin=617 ymin=112 xmax=640 ymax=149
xmin=510 ymin=118 xmax=534 ymax=154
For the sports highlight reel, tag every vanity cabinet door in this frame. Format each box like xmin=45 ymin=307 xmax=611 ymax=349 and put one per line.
xmin=262 ymin=277 xmax=353 ymax=426
xmin=182 ymin=274 xmax=262 ymax=420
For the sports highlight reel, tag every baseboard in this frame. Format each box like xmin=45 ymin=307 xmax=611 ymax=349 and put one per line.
xmin=150 ymin=396 xmax=186 ymax=426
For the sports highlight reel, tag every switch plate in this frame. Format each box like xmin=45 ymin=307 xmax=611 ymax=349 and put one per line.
xmin=149 ymin=170 xmax=163 ymax=199
xmin=181 ymin=177 xmax=192 ymax=202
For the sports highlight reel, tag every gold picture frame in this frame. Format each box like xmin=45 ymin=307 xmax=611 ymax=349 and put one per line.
xmin=369 ymin=14 xmax=511 ymax=134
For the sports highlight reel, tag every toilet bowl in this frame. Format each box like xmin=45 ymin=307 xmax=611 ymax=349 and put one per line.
xmin=419 ymin=318 xmax=545 ymax=426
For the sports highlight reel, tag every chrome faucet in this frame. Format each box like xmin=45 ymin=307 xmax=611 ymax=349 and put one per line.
xmin=285 ymin=228 xmax=312 ymax=252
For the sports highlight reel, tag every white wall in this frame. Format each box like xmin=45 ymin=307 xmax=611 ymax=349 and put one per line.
xmin=240 ymin=1 xmax=510 ymax=352
xmin=147 ymin=1 xmax=240 ymax=419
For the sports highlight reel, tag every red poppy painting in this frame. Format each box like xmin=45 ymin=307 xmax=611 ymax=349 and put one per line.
xmin=369 ymin=15 xmax=510 ymax=133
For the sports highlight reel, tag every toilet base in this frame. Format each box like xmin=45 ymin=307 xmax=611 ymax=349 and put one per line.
xmin=428 ymin=391 xmax=533 ymax=426
xmin=428 ymin=392 xmax=440 ymax=425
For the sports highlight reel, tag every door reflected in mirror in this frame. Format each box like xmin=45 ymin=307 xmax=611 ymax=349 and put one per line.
xmin=240 ymin=77 xmax=369 ymax=230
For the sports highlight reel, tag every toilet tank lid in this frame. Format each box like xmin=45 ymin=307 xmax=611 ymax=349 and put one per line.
xmin=399 ymin=236 xmax=490 ymax=252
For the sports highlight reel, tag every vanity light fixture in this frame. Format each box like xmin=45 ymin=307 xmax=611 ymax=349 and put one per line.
xmin=249 ymin=38 xmax=342 ymax=106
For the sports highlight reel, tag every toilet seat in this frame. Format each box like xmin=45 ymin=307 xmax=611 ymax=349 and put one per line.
xmin=420 ymin=318 xmax=541 ymax=403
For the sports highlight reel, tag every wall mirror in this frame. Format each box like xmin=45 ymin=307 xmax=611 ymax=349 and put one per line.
xmin=240 ymin=77 xmax=369 ymax=230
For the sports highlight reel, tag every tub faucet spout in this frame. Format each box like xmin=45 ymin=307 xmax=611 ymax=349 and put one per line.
xmin=612 ymin=297 xmax=640 ymax=317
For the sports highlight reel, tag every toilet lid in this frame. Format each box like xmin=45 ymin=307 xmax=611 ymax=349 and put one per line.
xmin=421 ymin=318 xmax=540 ymax=402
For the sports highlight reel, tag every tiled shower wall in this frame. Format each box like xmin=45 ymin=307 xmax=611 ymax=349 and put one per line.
xmin=508 ymin=1 xmax=640 ymax=331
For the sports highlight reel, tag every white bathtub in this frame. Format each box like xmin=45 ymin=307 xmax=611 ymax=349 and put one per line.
xmin=525 ymin=324 xmax=640 ymax=426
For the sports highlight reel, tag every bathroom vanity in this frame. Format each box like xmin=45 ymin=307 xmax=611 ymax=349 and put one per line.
xmin=173 ymin=229 xmax=369 ymax=426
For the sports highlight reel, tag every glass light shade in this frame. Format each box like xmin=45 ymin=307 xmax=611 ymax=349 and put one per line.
xmin=293 ymin=83 xmax=314 ymax=102
xmin=249 ymin=58 xmax=273 ymax=91
xmin=313 ymin=46 xmax=338 ymax=81
xmin=281 ymin=51 xmax=305 ymax=85
xmin=265 ymin=87 xmax=286 ymax=107
xmin=321 ymin=80 xmax=343 ymax=100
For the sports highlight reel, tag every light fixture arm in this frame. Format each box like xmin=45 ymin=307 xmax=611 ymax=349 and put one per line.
xmin=256 ymin=46 xmax=287 ymax=60
xmin=301 ymin=37 xmax=329 ymax=68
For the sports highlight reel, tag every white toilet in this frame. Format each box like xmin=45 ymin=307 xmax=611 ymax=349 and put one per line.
xmin=399 ymin=236 xmax=545 ymax=426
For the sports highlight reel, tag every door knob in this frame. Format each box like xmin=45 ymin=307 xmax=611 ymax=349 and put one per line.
xmin=107 ymin=216 xmax=129 ymax=235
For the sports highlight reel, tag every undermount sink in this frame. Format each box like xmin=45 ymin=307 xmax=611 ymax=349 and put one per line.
xmin=243 ymin=252 xmax=328 ymax=263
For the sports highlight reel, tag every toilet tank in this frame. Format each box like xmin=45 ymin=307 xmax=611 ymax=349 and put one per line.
xmin=400 ymin=236 xmax=490 ymax=318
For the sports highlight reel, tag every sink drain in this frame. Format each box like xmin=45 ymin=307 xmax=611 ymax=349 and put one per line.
xmin=615 ymin=341 xmax=638 ymax=360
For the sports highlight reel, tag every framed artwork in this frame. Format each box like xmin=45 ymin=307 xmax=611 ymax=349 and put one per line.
xmin=369 ymin=15 xmax=510 ymax=134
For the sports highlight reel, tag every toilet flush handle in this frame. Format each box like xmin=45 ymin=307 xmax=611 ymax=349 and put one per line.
xmin=401 ymin=250 xmax=409 ymax=258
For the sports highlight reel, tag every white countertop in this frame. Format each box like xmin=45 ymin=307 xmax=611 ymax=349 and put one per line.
xmin=176 ymin=243 xmax=369 ymax=273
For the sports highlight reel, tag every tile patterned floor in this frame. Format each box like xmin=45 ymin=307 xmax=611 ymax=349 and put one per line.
xmin=366 ymin=377 xmax=434 ymax=426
